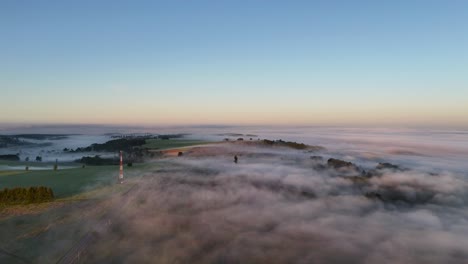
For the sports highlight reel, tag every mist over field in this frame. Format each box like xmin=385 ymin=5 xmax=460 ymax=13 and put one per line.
xmin=2 ymin=0 xmax=468 ymax=262
xmin=83 ymin=139 xmax=468 ymax=263
xmin=191 ymin=126 xmax=468 ymax=172
xmin=1 ymin=125 xmax=468 ymax=263
xmin=2 ymin=125 xmax=468 ymax=171
xmin=0 ymin=134 xmax=113 ymax=163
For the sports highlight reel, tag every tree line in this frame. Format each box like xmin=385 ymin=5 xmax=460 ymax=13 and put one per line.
xmin=0 ymin=186 xmax=54 ymax=205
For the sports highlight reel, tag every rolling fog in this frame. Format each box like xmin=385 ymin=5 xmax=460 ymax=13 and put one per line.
xmin=83 ymin=135 xmax=468 ymax=263
xmin=2 ymin=125 xmax=467 ymax=171
xmin=188 ymin=126 xmax=468 ymax=173
xmin=0 ymin=134 xmax=113 ymax=163
xmin=2 ymin=125 xmax=468 ymax=262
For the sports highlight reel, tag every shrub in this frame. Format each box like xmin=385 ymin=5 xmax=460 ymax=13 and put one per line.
xmin=0 ymin=154 xmax=20 ymax=161
xmin=0 ymin=186 xmax=54 ymax=205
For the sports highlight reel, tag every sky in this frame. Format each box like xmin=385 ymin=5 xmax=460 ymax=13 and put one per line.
xmin=0 ymin=0 xmax=467 ymax=127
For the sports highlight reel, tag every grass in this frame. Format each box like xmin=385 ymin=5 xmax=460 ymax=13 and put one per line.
xmin=0 ymin=163 xmax=150 ymax=198
xmin=0 ymin=171 xmax=26 ymax=177
xmin=0 ymin=173 xmax=146 ymax=263
xmin=0 ymin=198 xmax=100 ymax=263
xmin=0 ymin=158 xmax=161 ymax=263
xmin=143 ymin=139 xmax=214 ymax=150
xmin=0 ymin=183 xmax=134 ymax=218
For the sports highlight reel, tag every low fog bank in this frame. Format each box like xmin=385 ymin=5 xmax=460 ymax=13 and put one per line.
xmin=0 ymin=134 xmax=113 ymax=162
xmin=2 ymin=125 xmax=467 ymax=172
xmin=84 ymin=143 xmax=468 ymax=263
xmin=187 ymin=126 xmax=468 ymax=173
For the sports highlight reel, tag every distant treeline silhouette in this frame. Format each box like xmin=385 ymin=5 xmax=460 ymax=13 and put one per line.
xmin=262 ymin=139 xmax=308 ymax=150
xmin=0 ymin=154 xmax=20 ymax=161
xmin=77 ymin=155 xmax=119 ymax=165
xmin=0 ymin=186 xmax=54 ymax=205
xmin=69 ymin=138 xmax=147 ymax=152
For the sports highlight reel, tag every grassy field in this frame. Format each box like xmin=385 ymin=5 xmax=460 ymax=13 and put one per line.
xmin=0 ymin=174 xmax=141 ymax=263
xmin=0 ymin=145 xmax=176 ymax=262
xmin=0 ymin=136 xmax=215 ymax=199
xmin=0 ymin=171 xmax=25 ymax=177
xmin=0 ymin=139 xmax=210 ymax=261
xmin=143 ymin=139 xmax=214 ymax=150
xmin=0 ymin=163 xmax=151 ymax=198
xmin=0 ymin=194 xmax=120 ymax=263
xmin=0 ymin=163 xmax=152 ymax=263
xmin=0 ymin=160 xmax=58 ymax=166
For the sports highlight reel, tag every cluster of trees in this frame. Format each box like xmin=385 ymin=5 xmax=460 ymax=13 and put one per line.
xmin=327 ymin=158 xmax=357 ymax=169
xmin=23 ymin=156 xmax=42 ymax=162
xmin=65 ymin=137 xmax=166 ymax=165
xmin=11 ymin=134 xmax=67 ymax=140
xmin=76 ymin=155 xmax=119 ymax=165
xmin=77 ymin=151 xmax=151 ymax=165
xmin=64 ymin=146 xmax=93 ymax=152
xmin=0 ymin=154 xmax=20 ymax=161
xmin=0 ymin=155 xmax=44 ymax=162
xmin=1 ymin=134 xmax=66 ymax=148
xmin=157 ymin=134 xmax=185 ymax=140
xmin=108 ymin=133 xmax=187 ymax=140
xmin=262 ymin=139 xmax=308 ymax=150
xmin=0 ymin=186 xmax=54 ymax=205
xmin=68 ymin=138 xmax=148 ymax=153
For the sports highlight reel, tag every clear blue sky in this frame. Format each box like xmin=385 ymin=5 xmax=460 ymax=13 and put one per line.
xmin=1 ymin=0 xmax=467 ymax=127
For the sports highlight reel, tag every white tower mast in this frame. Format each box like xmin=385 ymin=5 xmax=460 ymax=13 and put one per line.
xmin=119 ymin=151 xmax=124 ymax=183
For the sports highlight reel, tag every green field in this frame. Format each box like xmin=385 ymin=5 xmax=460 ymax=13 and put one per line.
xmin=143 ymin=139 xmax=214 ymax=150
xmin=0 ymin=171 xmax=25 ymax=177
xmin=0 ymin=160 xmax=56 ymax=166
xmin=0 ymin=163 xmax=139 ymax=263
xmin=0 ymin=138 xmax=215 ymax=262
xmin=0 ymin=159 xmax=153 ymax=263
xmin=0 ymin=184 xmax=137 ymax=263
xmin=0 ymin=163 xmax=151 ymax=198
xmin=0 ymin=138 xmax=217 ymax=199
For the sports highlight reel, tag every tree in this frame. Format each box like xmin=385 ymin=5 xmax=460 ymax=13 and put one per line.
xmin=27 ymin=187 xmax=35 ymax=202
xmin=0 ymin=186 xmax=54 ymax=205
xmin=35 ymin=156 xmax=42 ymax=162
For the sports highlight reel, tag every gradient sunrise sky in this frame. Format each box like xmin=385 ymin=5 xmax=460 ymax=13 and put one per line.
xmin=1 ymin=1 xmax=467 ymax=127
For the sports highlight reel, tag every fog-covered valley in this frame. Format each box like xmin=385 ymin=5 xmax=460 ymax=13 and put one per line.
xmin=1 ymin=125 xmax=468 ymax=263
xmin=83 ymin=139 xmax=468 ymax=263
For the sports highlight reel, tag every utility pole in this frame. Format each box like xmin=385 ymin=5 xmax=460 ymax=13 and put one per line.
xmin=119 ymin=151 xmax=124 ymax=184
